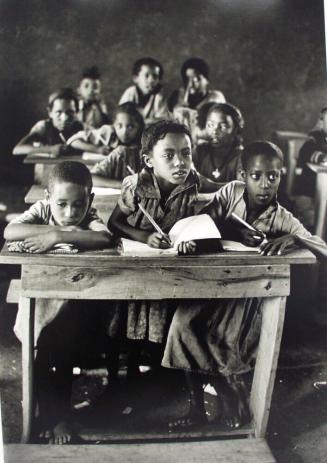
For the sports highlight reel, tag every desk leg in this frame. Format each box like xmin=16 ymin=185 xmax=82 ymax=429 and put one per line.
xmin=20 ymin=296 xmax=35 ymax=443
xmin=314 ymin=172 xmax=327 ymax=238
xmin=250 ymin=296 xmax=286 ymax=438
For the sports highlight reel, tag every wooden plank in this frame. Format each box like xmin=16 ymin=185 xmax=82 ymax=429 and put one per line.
xmin=250 ymin=296 xmax=286 ymax=438
xmin=6 ymin=279 xmax=21 ymax=304
xmin=21 ymin=264 xmax=290 ymax=299
xmin=4 ymin=439 xmax=276 ymax=463
xmin=20 ymin=297 xmax=35 ymax=443
xmin=0 ymin=244 xmax=317 ymax=267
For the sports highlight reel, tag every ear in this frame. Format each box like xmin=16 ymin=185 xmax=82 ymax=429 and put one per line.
xmin=132 ymin=75 xmax=138 ymax=84
xmin=44 ymin=189 xmax=50 ymax=201
xmin=318 ymin=116 xmax=323 ymax=130
xmin=143 ymin=154 xmax=153 ymax=168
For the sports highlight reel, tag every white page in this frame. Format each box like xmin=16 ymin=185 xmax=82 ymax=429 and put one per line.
xmin=169 ymin=214 xmax=221 ymax=248
xmin=92 ymin=187 xmax=121 ymax=196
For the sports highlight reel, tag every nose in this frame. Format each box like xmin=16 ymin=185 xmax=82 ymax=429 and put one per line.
xmin=61 ymin=112 xmax=69 ymax=122
xmin=260 ymin=175 xmax=269 ymax=189
xmin=174 ymin=153 xmax=186 ymax=167
xmin=64 ymin=206 xmax=74 ymax=218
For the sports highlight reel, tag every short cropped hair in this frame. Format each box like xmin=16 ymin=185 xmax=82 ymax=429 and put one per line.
xmin=113 ymin=102 xmax=145 ymax=139
xmin=141 ymin=120 xmax=192 ymax=156
xmin=48 ymin=88 xmax=78 ymax=111
xmin=132 ymin=57 xmax=163 ymax=80
xmin=81 ymin=65 xmax=101 ymax=80
xmin=47 ymin=161 xmax=93 ymax=193
xmin=181 ymin=58 xmax=209 ymax=84
xmin=242 ymin=141 xmax=284 ymax=169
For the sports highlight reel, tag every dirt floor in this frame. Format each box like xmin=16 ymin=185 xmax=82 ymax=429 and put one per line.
xmin=1 ymin=184 xmax=327 ymax=462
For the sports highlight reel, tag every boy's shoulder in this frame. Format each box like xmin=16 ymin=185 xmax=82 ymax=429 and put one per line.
xmin=30 ymin=119 xmax=52 ymax=134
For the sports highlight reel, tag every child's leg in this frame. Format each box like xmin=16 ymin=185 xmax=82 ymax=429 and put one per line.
xmin=168 ymin=371 xmax=207 ymax=430
xmin=210 ymin=373 xmax=249 ymax=429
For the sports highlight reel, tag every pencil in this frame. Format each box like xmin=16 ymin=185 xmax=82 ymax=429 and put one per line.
xmin=99 ymin=135 xmax=107 ymax=145
xmin=231 ymin=212 xmax=265 ymax=241
xmin=137 ymin=203 xmax=171 ymax=244
xmin=59 ymin=133 xmax=66 ymax=143
xmin=231 ymin=212 xmax=256 ymax=232
xmin=126 ymin=165 xmax=135 ymax=175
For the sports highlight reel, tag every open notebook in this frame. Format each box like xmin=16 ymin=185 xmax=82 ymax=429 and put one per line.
xmin=118 ymin=214 xmax=221 ymax=256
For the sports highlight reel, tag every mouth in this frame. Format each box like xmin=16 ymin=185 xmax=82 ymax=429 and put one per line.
xmin=172 ymin=170 xmax=188 ymax=179
xmin=256 ymin=194 xmax=271 ymax=202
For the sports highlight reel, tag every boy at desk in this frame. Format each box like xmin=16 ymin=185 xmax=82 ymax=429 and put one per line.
xmin=162 ymin=141 xmax=326 ymax=431
xmin=68 ymin=102 xmax=144 ymax=186
xmin=4 ymin=161 xmax=112 ymax=444
xmin=119 ymin=57 xmax=169 ymax=124
xmin=77 ymin=65 xmax=109 ymax=129
xmin=13 ymin=88 xmax=83 ymax=157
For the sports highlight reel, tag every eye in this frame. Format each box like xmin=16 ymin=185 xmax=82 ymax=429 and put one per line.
xmin=182 ymin=150 xmax=191 ymax=157
xmin=268 ymin=173 xmax=279 ymax=182
xmin=57 ymin=202 xmax=66 ymax=208
xmin=250 ymin=173 xmax=260 ymax=181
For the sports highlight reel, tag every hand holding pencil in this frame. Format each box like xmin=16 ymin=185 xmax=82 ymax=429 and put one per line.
xmin=135 ymin=197 xmax=171 ymax=247
xmin=230 ymin=212 xmax=267 ymax=247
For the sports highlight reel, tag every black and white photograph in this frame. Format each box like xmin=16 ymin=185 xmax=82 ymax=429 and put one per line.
xmin=0 ymin=1 xmax=327 ymax=461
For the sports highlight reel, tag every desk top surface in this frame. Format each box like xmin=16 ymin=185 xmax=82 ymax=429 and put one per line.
xmin=0 ymin=244 xmax=316 ymax=267
xmin=23 ymin=153 xmax=100 ymax=166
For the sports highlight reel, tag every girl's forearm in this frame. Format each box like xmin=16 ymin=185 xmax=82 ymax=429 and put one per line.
xmin=108 ymin=218 xmax=149 ymax=243
xmin=12 ymin=144 xmax=54 ymax=156
xmin=70 ymin=140 xmax=100 ymax=153
xmin=4 ymin=223 xmax=55 ymax=240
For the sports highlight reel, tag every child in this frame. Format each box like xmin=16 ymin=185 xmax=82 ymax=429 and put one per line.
xmin=193 ymin=103 xmax=244 ymax=183
xmin=168 ymin=58 xmax=226 ymax=113
xmin=77 ymin=65 xmax=109 ymax=129
xmin=294 ymin=106 xmax=327 ymax=229
xmin=119 ymin=57 xmax=169 ymax=124
xmin=13 ymin=88 xmax=83 ymax=157
xmin=162 ymin=141 xmax=326 ymax=430
xmin=106 ymin=120 xmax=199 ymax=374
xmin=68 ymin=103 xmax=144 ymax=186
xmin=4 ymin=161 xmax=112 ymax=444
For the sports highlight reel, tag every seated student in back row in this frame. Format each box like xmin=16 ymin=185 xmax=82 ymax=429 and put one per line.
xmin=162 ymin=141 xmax=326 ymax=430
xmin=193 ymin=102 xmax=244 ymax=183
xmin=77 ymin=65 xmax=110 ymax=130
xmin=4 ymin=161 xmax=112 ymax=444
xmin=68 ymin=103 xmax=144 ymax=186
xmin=294 ymin=105 xmax=327 ymax=229
xmin=119 ymin=57 xmax=170 ymax=125
xmin=13 ymin=88 xmax=83 ymax=157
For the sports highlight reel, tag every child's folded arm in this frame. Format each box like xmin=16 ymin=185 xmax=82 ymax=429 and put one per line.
xmin=4 ymin=223 xmax=56 ymax=241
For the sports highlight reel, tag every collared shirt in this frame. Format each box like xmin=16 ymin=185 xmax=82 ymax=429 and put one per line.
xmin=206 ymin=180 xmax=317 ymax=239
xmin=28 ymin=119 xmax=83 ymax=145
xmin=119 ymin=85 xmax=169 ymax=121
xmin=77 ymin=98 xmax=109 ymax=130
xmin=11 ymin=199 xmax=108 ymax=232
xmin=117 ymin=168 xmax=199 ymax=233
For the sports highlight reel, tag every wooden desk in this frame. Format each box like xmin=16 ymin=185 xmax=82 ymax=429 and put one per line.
xmin=0 ymin=246 xmax=315 ymax=459
xmin=307 ymin=163 xmax=327 ymax=239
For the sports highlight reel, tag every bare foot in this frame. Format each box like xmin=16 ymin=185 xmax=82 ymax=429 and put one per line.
xmin=38 ymin=428 xmax=52 ymax=441
xmin=168 ymin=411 xmax=207 ymax=431
xmin=49 ymin=421 xmax=72 ymax=445
xmin=226 ymin=375 xmax=250 ymax=425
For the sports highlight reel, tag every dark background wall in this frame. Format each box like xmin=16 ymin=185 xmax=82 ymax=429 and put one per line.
xmin=0 ymin=0 xmax=325 ymax=183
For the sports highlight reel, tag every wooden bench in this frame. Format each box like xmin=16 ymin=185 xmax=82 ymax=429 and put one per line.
xmin=4 ymin=439 xmax=276 ymax=463
xmin=6 ymin=279 xmax=21 ymax=304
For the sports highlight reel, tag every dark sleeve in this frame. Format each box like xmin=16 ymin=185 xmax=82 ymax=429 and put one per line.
xmin=168 ymin=89 xmax=180 ymax=112
xmin=297 ymin=137 xmax=318 ymax=168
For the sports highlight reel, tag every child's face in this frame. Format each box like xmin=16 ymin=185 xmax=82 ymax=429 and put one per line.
xmin=206 ymin=110 xmax=235 ymax=145
xmin=79 ymin=78 xmax=101 ymax=102
xmin=114 ymin=112 xmax=140 ymax=145
xmin=47 ymin=182 xmax=92 ymax=227
xmin=320 ymin=110 xmax=327 ymax=134
xmin=133 ymin=65 xmax=161 ymax=96
xmin=144 ymin=133 xmax=192 ymax=189
xmin=185 ymin=68 xmax=208 ymax=95
xmin=244 ymin=154 xmax=282 ymax=209
xmin=48 ymin=99 xmax=77 ymax=132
